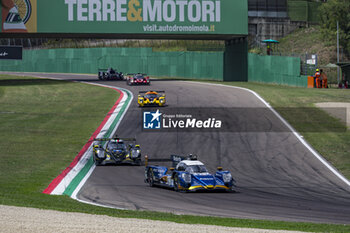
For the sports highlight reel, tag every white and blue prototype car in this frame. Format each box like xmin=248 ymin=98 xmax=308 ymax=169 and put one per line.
xmin=145 ymin=155 xmax=236 ymax=192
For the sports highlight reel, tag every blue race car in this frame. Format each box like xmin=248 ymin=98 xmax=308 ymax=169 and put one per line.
xmin=144 ymin=155 xmax=236 ymax=192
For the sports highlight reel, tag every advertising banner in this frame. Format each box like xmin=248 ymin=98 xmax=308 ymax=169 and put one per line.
xmin=1 ymin=0 xmax=247 ymax=35
xmin=0 ymin=45 xmax=22 ymax=59
xmin=1 ymin=0 xmax=36 ymax=32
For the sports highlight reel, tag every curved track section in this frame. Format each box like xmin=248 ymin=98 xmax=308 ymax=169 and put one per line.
xmin=6 ymin=72 xmax=350 ymax=224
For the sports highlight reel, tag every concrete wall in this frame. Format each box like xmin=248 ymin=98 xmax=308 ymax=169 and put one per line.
xmin=248 ymin=17 xmax=307 ymax=46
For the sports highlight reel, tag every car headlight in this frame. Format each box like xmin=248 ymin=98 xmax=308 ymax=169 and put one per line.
xmin=96 ymin=149 xmax=105 ymax=158
xmin=223 ymin=173 xmax=232 ymax=183
xmin=136 ymin=150 xmax=140 ymax=154
xmin=181 ymin=173 xmax=191 ymax=183
xmin=139 ymin=99 xmax=143 ymax=103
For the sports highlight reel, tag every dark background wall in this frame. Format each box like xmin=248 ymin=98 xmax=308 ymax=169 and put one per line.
xmin=248 ymin=0 xmax=322 ymax=46
xmin=248 ymin=0 xmax=288 ymax=17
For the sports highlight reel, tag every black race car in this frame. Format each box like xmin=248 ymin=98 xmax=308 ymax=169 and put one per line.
xmin=98 ymin=68 xmax=124 ymax=80
xmin=93 ymin=137 xmax=141 ymax=166
xmin=126 ymin=73 xmax=150 ymax=85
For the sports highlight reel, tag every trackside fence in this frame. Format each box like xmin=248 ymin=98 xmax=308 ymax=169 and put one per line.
xmin=248 ymin=53 xmax=308 ymax=87
xmin=0 ymin=47 xmax=224 ymax=81
xmin=0 ymin=47 xmax=307 ymax=87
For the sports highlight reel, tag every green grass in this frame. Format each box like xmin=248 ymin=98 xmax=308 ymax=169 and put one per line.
xmin=0 ymin=75 xmax=349 ymax=233
xmin=0 ymin=75 xmax=119 ymax=203
xmin=277 ymin=25 xmax=345 ymax=84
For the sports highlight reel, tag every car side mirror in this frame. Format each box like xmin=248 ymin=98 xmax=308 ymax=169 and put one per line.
xmin=170 ymin=167 xmax=175 ymax=171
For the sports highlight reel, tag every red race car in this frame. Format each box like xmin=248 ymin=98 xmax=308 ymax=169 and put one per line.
xmin=126 ymin=73 xmax=150 ymax=85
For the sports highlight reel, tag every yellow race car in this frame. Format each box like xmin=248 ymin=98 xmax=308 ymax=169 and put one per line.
xmin=138 ymin=91 xmax=166 ymax=107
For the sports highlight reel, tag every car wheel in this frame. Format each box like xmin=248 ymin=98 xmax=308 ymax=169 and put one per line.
xmin=148 ymin=169 xmax=155 ymax=187
xmin=135 ymin=158 xmax=142 ymax=166
xmin=173 ymin=175 xmax=180 ymax=192
xmin=93 ymin=155 xmax=101 ymax=166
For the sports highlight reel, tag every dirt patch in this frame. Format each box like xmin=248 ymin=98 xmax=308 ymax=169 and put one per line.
xmin=0 ymin=205 xmax=304 ymax=233
xmin=315 ymin=102 xmax=350 ymax=128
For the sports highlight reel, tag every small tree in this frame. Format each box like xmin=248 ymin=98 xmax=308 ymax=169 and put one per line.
xmin=319 ymin=0 xmax=350 ymax=56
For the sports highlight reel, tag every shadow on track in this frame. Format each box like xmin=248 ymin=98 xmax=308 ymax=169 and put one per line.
xmin=0 ymin=79 xmax=67 ymax=86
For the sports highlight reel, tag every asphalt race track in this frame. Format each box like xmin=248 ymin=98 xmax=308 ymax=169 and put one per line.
xmin=6 ymin=72 xmax=350 ymax=224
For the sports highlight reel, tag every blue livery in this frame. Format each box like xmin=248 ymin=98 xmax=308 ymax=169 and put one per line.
xmin=145 ymin=155 xmax=236 ymax=192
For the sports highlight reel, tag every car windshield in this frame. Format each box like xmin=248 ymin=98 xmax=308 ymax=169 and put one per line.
xmin=145 ymin=94 xmax=158 ymax=98
xmin=108 ymin=141 xmax=126 ymax=150
xmin=185 ymin=165 xmax=208 ymax=174
xmin=136 ymin=75 xmax=144 ymax=79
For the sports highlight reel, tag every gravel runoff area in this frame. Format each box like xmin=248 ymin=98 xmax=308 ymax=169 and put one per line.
xmin=0 ymin=205 xmax=305 ymax=233
xmin=315 ymin=102 xmax=350 ymax=128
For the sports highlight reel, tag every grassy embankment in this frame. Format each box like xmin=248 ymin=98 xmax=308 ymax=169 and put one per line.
xmin=274 ymin=26 xmax=348 ymax=84
xmin=0 ymin=75 xmax=349 ymax=233
xmin=249 ymin=25 xmax=350 ymax=84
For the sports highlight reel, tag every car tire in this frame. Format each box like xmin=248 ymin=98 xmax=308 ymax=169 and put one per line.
xmin=173 ymin=175 xmax=180 ymax=192
xmin=148 ymin=169 xmax=155 ymax=187
xmin=93 ymin=155 xmax=101 ymax=166
xmin=135 ymin=158 xmax=142 ymax=166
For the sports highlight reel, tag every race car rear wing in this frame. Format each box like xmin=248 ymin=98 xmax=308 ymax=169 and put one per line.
xmin=93 ymin=137 xmax=136 ymax=142
xmin=98 ymin=68 xmax=122 ymax=72
xmin=126 ymin=73 xmax=147 ymax=76
xmin=139 ymin=91 xmax=165 ymax=94
xmin=98 ymin=68 xmax=114 ymax=71
xmin=145 ymin=154 xmax=188 ymax=167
